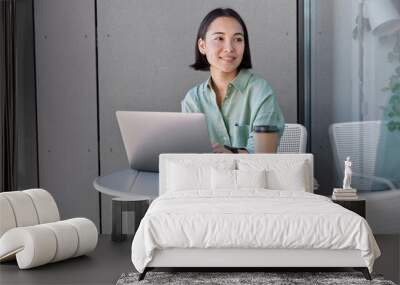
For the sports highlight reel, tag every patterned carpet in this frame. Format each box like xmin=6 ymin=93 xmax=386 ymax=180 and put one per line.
xmin=116 ymin=271 xmax=396 ymax=285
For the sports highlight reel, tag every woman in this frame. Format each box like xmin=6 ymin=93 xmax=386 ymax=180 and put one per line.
xmin=182 ymin=8 xmax=285 ymax=153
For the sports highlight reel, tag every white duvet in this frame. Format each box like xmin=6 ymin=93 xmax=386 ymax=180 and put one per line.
xmin=131 ymin=190 xmax=380 ymax=273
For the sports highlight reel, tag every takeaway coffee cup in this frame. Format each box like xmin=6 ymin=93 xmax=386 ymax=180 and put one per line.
xmin=253 ymin=125 xmax=279 ymax=153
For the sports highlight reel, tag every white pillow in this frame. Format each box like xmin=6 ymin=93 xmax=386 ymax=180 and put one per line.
xmin=211 ymin=169 xmax=236 ymax=190
xmin=238 ymin=159 xmax=309 ymax=191
xmin=236 ymin=169 xmax=267 ymax=189
xmin=266 ymin=162 xmax=307 ymax=191
xmin=211 ymin=168 xmax=267 ymax=190
xmin=166 ymin=160 xmax=235 ymax=192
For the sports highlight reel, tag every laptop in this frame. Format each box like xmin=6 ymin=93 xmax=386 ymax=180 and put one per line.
xmin=116 ymin=111 xmax=213 ymax=172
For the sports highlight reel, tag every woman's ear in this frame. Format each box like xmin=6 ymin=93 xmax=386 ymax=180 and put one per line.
xmin=198 ymin=38 xmax=206 ymax=55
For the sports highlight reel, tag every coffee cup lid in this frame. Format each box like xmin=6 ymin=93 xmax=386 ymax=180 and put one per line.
xmin=253 ymin=125 xmax=279 ymax=133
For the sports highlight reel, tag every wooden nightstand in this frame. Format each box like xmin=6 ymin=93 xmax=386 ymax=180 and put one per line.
xmin=331 ymin=198 xmax=366 ymax=218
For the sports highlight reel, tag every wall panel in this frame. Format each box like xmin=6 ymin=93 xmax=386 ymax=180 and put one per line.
xmin=34 ymin=0 xmax=99 ymax=225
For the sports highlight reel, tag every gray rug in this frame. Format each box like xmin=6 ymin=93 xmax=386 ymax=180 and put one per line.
xmin=116 ymin=271 xmax=396 ymax=285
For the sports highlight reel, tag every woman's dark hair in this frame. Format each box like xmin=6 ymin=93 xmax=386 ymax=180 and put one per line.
xmin=190 ymin=8 xmax=252 ymax=71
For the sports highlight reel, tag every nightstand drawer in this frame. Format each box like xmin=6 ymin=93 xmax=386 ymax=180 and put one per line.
xmin=332 ymin=199 xmax=366 ymax=218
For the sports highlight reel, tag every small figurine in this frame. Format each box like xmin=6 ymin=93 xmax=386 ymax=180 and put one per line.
xmin=343 ymin=156 xmax=352 ymax=189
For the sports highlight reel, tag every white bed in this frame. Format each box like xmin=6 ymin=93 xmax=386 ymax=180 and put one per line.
xmin=131 ymin=154 xmax=380 ymax=280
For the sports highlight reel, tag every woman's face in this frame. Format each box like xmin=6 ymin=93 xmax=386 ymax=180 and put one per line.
xmin=198 ymin=16 xmax=245 ymax=75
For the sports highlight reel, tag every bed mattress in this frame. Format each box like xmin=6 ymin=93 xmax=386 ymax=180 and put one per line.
xmin=131 ymin=190 xmax=380 ymax=273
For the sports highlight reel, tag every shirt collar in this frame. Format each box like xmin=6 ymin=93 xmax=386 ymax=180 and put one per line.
xmin=230 ymin=69 xmax=251 ymax=93
xmin=206 ymin=69 xmax=252 ymax=94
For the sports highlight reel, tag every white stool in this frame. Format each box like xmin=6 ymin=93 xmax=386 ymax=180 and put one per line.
xmin=0 ymin=189 xmax=98 ymax=269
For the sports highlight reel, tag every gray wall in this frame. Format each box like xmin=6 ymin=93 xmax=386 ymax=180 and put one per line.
xmin=97 ymin=0 xmax=298 ymax=233
xmin=33 ymin=0 xmax=297 ymax=233
xmin=34 ymin=0 xmax=99 ymax=224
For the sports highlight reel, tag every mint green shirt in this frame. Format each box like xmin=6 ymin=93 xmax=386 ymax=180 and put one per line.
xmin=181 ymin=69 xmax=285 ymax=153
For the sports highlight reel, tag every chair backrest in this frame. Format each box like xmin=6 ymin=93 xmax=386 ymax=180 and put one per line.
xmin=277 ymin=124 xmax=307 ymax=153
xmin=0 ymin=189 xmax=60 ymax=237
xmin=329 ymin=120 xmax=381 ymax=190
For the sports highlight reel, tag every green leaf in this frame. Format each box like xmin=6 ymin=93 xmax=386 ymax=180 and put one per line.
xmin=392 ymin=83 xmax=400 ymax=93
xmin=387 ymin=121 xmax=396 ymax=132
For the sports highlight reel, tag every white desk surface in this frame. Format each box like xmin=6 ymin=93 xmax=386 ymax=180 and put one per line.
xmin=93 ymin=168 xmax=159 ymax=201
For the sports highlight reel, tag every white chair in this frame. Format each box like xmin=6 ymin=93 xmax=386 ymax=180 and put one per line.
xmin=329 ymin=120 xmax=396 ymax=191
xmin=329 ymin=121 xmax=400 ymax=234
xmin=0 ymin=189 xmax=98 ymax=269
xmin=278 ymin=124 xmax=318 ymax=190
xmin=278 ymin=123 xmax=308 ymax=153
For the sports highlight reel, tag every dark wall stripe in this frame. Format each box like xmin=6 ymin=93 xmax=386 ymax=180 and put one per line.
xmin=94 ymin=0 xmax=102 ymax=234
xmin=297 ymin=0 xmax=311 ymax=152
xmin=32 ymin=0 xmax=40 ymax=188
xmin=297 ymin=0 xmax=305 ymax=125
xmin=1 ymin=0 xmax=17 ymax=192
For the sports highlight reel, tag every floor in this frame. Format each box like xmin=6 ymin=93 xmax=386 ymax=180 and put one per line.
xmin=1 ymin=235 xmax=399 ymax=285
xmin=0 ymin=235 xmax=133 ymax=285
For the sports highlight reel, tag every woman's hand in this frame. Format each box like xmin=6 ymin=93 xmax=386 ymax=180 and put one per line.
xmin=212 ymin=143 xmax=233 ymax=153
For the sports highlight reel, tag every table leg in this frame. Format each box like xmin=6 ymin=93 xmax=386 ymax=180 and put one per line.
xmin=112 ymin=200 xmax=125 ymax=242
xmin=112 ymin=199 xmax=150 ymax=241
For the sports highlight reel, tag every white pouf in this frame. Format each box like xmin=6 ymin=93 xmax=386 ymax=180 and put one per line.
xmin=0 ymin=189 xmax=98 ymax=269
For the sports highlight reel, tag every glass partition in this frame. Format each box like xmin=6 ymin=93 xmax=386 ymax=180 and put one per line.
xmin=307 ymin=0 xmax=400 ymax=234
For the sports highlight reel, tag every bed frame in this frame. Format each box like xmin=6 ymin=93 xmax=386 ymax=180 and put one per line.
xmin=137 ymin=154 xmax=372 ymax=281
xmin=139 ymin=248 xmax=371 ymax=280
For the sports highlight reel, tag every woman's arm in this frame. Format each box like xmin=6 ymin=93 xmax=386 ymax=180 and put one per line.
xmin=212 ymin=143 xmax=234 ymax=153
xmin=246 ymin=93 xmax=285 ymax=153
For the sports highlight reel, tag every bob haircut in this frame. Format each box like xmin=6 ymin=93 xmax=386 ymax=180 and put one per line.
xmin=190 ymin=8 xmax=252 ymax=71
